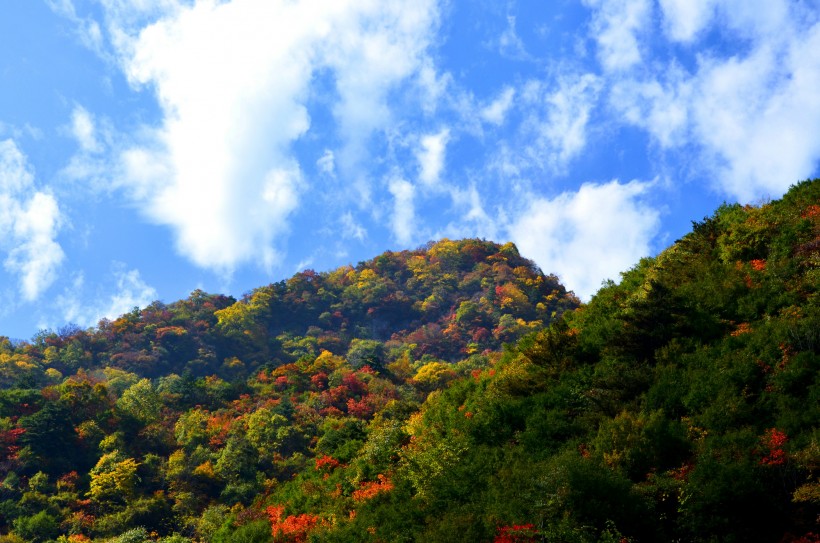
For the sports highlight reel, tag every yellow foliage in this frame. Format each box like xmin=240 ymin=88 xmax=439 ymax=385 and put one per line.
xmin=88 ymin=451 xmax=139 ymax=503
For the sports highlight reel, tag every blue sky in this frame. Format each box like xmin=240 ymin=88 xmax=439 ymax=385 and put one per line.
xmin=1 ymin=0 xmax=819 ymax=340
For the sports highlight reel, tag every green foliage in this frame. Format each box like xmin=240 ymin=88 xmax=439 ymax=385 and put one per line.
xmin=0 ymin=183 xmax=819 ymax=541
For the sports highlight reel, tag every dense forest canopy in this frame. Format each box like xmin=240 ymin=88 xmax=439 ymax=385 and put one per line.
xmin=1 ymin=180 xmax=819 ymax=542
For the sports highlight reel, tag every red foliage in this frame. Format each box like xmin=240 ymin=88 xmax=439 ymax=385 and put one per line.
xmin=494 ymin=524 xmax=538 ymax=542
xmin=57 ymin=470 xmax=80 ymax=490
xmin=321 ymin=385 xmax=352 ymax=411
xmin=670 ymin=462 xmax=694 ymax=481
xmin=0 ymin=427 xmax=25 ymax=460
xmin=346 ymin=396 xmax=375 ymax=419
xmin=310 ymin=372 xmax=328 ymax=390
xmin=341 ymin=373 xmax=367 ymax=396
xmin=760 ymin=428 xmax=788 ymax=466
xmin=275 ymin=375 xmax=290 ymax=390
xmin=781 ymin=532 xmax=820 ymax=543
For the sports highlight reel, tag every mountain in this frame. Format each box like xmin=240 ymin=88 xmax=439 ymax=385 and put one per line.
xmin=0 ymin=180 xmax=819 ymax=542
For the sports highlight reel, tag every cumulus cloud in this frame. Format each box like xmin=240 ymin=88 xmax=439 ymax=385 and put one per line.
xmin=417 ymin=129 xmax=450 ymax=187
xmin=79 ymin=0 xmax=439 ymax=273
xmin=0 ymin=140 xmax=64 ymax=301
xmin=57 ymin=264 xmax=158 ymax=327
xmin=388 ymin=178 xmax=416 ymax=245
xmin=508 ymin=180 xmax=660 ymax=300
xmin=690 ymin=27 xmax=820 ymax=200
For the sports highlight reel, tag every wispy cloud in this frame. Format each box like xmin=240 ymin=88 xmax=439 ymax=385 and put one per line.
xmin=388 ymin=178 xmax=416 ymax=245
xmin=417 ymin=128 xmax=450 ymax=187
xmin=340 ymin=211 xmax=367 ymax=241
xmin=56 ymin=264 xmax=157 ymax=328
xmin=515 ymin=74 xmax=602 ymax=174
xmin=69 ymin=106 xmax=101 ymax=153
xmin=499 ymin=15 xmax=530 ymax=60
xmin=602 ymin=0 xmax=820 ymax=201
xmin=480 ymin=86 xmax=516 ymax=126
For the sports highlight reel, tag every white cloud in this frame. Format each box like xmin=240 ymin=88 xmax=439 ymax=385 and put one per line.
xmin=417 ymin=129 xmax=450 ymax=187
xmin=481 ymin=86 xmax=516 ymax=125
xmin=608 ymin=3 xmax=820 ymax=202
xmin=82 ymin=0 xmax=439 ymax=273
xmin=57 ymin=264 xmax=157 ymax=327
xmin=317 ymin=150 xmax=336 ymax=178
xmin=340 ymin=211 xmax=367 ymax=241
xmin=70 ymin=106 xmax=101 ymax=153
xmin=610 ymin=68 xmax=692 ymax=148
xmin=690 ymin=27 xmax=820 ymax=200
xmin=0 ymin=140 xmax=65 ymax=301
xmin=658 ymin=0 xmax=717 ymax=42
xmin=388 ymin=178 xmax=416 ymax=245
xmin=45 ymin=0 xmax=107 ymax=57
xmin=519 ymin=74 xmax=602 ymax=172
xmin=584 ymin=0 xmax=651 ymax=71
xmin=508 ymin=180 xmax=660 ymax=300
xmin=442 ymin=185 xmax=502 ymax=242
xmin=499 ymin=15 xmax=530 ymax=60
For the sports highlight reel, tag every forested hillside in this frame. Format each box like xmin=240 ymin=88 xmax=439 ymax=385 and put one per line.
xmin=1 ymin=180 xmax=820 ymax=542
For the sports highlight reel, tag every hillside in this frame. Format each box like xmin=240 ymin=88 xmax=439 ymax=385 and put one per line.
xmin=1 ymin=180 xmax=819 ymax=542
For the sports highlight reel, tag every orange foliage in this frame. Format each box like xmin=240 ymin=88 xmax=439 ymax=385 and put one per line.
xmin=314 ymin=454 xmax=340 ymax=472
xmin=267 ymin=505 xmax=321 ymax=542
xmin=750 ymin=259 xmax=766 ymax=271
xmin=352 ymin=474 xmax=394 ymax=502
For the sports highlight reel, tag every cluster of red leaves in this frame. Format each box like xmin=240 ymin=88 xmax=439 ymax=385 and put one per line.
xmin=267 ymin=505 xmax=321 ymax=543
xmin=0 ymin=427 xmax=26 ymax=460
xmin=57 ymin=470 xmax=80 ymax=491
xmin=310 ymin=372 xmax=328 ymax=390
xmin=314 ymin=455 xmax=340 ymax=472
xmin=206 ymin=412 xmax=234 ymax=448
xmin=781 ymin=532 xmax=820 ymax=543
xmin=494 ymin=524 xmax=538 ymax=543
xmin=802 ymin=204 xmax=820 ymax=219
xmin=760 ymin=428 xmax=788 ymax=466
xmin=341 ymin=373 xmax=367 ymax=395
xmin=346 ymin=396 xmax=375 ymax=419
xmin=669 ymin=462 xmax=694 ymax=482
xmin=351 ymin=474 xmax=394 ymax=502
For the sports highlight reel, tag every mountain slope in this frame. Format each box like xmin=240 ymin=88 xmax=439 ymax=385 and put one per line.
xmin=1 ymin=181 xmax=819 ymax=543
